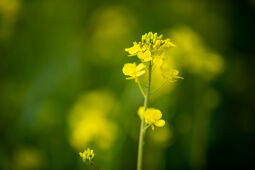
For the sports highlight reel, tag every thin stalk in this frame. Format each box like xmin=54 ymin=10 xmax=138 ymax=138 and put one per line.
xmin=90 ymin=161 xmax=100 ymax=170
xmin=137 ymin=61 xmax=152 ymax=170
xmin=137 ymin=79 xmax=145 ymax=97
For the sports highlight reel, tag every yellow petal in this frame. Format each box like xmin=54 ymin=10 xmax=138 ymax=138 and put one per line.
xmin=143 ymin=50 xmax=152 ymax=62
xmin=125 ymin=42 xmax=141 ymax=56
xmin=152 ymin=109 xmax=162 ymax=120
xmin=137 ymin=52 xmax=145 ymax=60
xmin=122 ymin=63 xmax=136 ymax=76
xmin=136 ymin=63 xmax=145 ymax=71
xmin=155 ymin=119 xmax=165 ymax=127
xmin=144 ymin=109 xmax=153 ymax=119
xmin=137 ymin=50 xmax=152 ymax=62
xmin=126 ymin=77 xmax=136 ymax=80
xmin=144 ymin=50 xmax=151 ymax=59
xmin=143 ymin=57 xmax=152 ymax=62
xmin=136 ymin=70 xmax=146 ymax=77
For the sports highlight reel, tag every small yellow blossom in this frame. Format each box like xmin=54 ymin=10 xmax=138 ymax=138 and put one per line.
xmin=79 ymin=148 xmax=95 ymax=162
xmin=137 ymin=50 xmax=152 ymax=62
xmin=125 ymin=42 xmax=142 ymax=56
xmin=122 ymin=63 xmax=146 ymax=81
xmin=137 ymin=107 xmax=165 ymax=130
xmin=144 ymin=108 xmax=165 ymax=130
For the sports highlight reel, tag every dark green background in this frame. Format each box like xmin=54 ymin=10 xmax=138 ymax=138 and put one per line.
xmin=0 ymin=0 xmax=255 ymax=169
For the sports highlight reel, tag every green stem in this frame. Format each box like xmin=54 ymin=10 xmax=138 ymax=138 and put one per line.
xmin=137 ymin=79 xmax=145 ymax=97
xmin=137 ymin=61 xmax=152 ymax=170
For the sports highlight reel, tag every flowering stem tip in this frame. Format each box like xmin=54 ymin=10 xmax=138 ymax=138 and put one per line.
xmin=122 ymin=32 xmax=183 ymax=170
xmin=79 ymin=148 xmax=101 ymax=170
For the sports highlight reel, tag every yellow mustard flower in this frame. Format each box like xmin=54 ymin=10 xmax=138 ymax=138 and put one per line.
xmin=137 ymin=50 xmax=152 ymax=62
xmin=125 ymin=42 xmax=142 ymax=56
xmin=122 ymin=63 xmax=146 ymax=81
xmin=79 ymin=148 xmax=94 ymax=162
xmin=144 ymin=108 xmax=165 ymax=130
xmin=137 ymin=107 xmax=165 ymax=130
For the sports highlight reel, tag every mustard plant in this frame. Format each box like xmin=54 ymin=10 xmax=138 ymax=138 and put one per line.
xmin=123 ymin=32 xmax=183 ymax=170
xmin=79 ymin=148 xmax=101 ymax=170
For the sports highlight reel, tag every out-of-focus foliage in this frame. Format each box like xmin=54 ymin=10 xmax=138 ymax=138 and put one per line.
xmin=0 ymin=0 xmax=255 ymax=170
xmin=0 ymin=0 xmax=20 ymax=40
xmin=12 ymin=147 xmax=45 ymax=170
xmin=165 ymin=27 xmax=224 ymax=79
xmin=85 ymin=6 xmax=136 ymax=64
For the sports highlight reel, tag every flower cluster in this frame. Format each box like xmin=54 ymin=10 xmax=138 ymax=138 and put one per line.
xmin=79 ymin=148 xmax=95 ymax=162
xmin=122 ymin=32 xmax=182 ymax=82
xmin=138 ymin=107 xmax=165 ymax=130
xmin=122 ymin=32 xmax=183 ymax=131
xmin=125 ymin=32 xmax=175 ymax=60
xmin=161 ymin=67 xmax=184 ymax=83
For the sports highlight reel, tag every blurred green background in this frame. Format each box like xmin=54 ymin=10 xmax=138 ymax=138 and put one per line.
xmin=0 ymin=0 xmax=255 ymax=169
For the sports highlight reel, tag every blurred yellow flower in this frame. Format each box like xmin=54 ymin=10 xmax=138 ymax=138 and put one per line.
xmin=161 ymin=68 xmax=183 ymax=83
xmin=69 ymin=91 xmax=117 ymax=150
xmin=71 ymin=112 xmax=116 ymax=150
xmin=164 ymin=27 xmax=224 ymax=79
xmin=122 ymin=63 xmax=146 ymax=81
xmin=163 ymin=39 xmax=176 ymax=48
xmin=79 ymin=148 xmax=95 ymax=162
xmin=138 ymin=107 xmax=165 ymax=130
xmin=137 ymin=106 xmax=144 ymax=120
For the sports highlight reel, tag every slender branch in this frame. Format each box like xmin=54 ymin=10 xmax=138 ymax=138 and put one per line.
xmin=137 ymin=61 xmax=152 ymax=170
xmin=143 ymin=125 xmax=151 ymax=131
xmin=137 ymin=79 xmax=145 ymax=97
xmin=90 ymin=161 xmax=101 ymax=170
